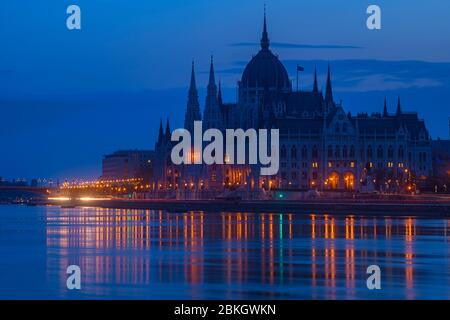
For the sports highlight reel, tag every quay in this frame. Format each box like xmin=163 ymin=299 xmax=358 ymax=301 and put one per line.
xmin=39 ymin=197 xmax=450 ymax=217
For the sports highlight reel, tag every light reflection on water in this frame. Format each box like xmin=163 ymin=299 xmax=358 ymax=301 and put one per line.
xmin=0 ymin=205 xmax=449 ymax=299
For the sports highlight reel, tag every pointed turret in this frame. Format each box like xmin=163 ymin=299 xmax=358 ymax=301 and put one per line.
xmin=218 ymin=81 xmax=223 ymax=106
xmin=184 ymin=61 xmax=202 ymax=132
xmin=156 ymin=118 xmax=164 ymax=148
xmin=165 ymin=118 xmax=171 ymax=142
xmin=204 ymin=55 xmax=220 ymax=129
xmin=313 ymin=66 xmax=319 ymax=93
xmin=325 ymin=64 xmax=333 ymax=104
xmin=396 ymin=97 xmax=402 ymax=115
xmin=383 ymin=97 xmax=388 ymax=117
xmin=189 ymin=60 xmax=197 ymax=91
xmin=260 ymin=6 xmax=270 ymax=50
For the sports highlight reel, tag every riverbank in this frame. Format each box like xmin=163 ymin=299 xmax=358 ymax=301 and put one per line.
xmin=37 ymin=197 xmax=450 ymax=217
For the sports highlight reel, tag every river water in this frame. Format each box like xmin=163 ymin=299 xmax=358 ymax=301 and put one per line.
xmin=0 ymin=205 xmax=448 ymax=299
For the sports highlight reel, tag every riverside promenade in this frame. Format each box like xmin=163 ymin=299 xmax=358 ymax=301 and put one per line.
xmin=41 ymin=195 xmax=450 ymax=217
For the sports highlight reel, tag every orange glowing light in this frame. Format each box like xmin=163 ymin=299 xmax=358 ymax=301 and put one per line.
xmin=48 ymin=197 xmax=71 ymax=201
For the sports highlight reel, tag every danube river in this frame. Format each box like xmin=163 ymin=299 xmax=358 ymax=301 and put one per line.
xmin=0 ymin=205 xmax=449 ymax=299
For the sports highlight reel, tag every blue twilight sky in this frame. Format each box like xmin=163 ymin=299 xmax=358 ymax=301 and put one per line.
xmin=0 ymin=0 xmax=450 ymax=180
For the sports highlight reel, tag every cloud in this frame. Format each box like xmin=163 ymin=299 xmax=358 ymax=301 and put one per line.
xmin=213 ymin=59 xmax=450 ymax=94
xmin=279 ymin=59 xmax=450 ymax=93
xmin=334 ymin=74 xmax=442 ymax=92
xmin=231 ymin=42 xmax=362 ymax=49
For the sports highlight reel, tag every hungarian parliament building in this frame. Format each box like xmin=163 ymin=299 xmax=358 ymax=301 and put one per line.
xmin=149 ymin=13 xmax=432 ymax=197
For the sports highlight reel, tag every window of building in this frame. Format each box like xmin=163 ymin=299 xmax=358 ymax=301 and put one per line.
xmin=312 ymin=162 xmax=319 ymax=168
xmin=328 ymin=161 xmax=333 ymax=168
xmin=398 ymin=146 xmax=404 ymax=160
xmin=291 ymin=146 xmax=297 ymax=160
xmin=388 ymin=162 xmax=393 ymax=168
xmin=281 ymin=145 xmax=287 ymax=159
xmin=377 ymin=146 xmax=383 ymax=159
xmin=350 ymin=161 xmax=355 ymax=168
xmin=302 ymin=146 xmax=307 ymax=159
xmin=367 ymin=146 xmax=373 ymax=159
xmin=388 ymin=145 xmax=394 ymax=159
xmin=335 ymin=146 xmax=340 ymax=158
xmin=343 ymin=146 xmax=348 ymax=158
xmin=328 ymin=145 xmax=333 ymax=158
xmin=350 ymin=145 xmax=355 ymax=158
xmin=312 ymin=145 xmax=318 ymax=159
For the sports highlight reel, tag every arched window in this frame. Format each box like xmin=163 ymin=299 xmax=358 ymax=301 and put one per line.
xmin=388 ymin=145 xmax=394 ymax=159
xmin=281 ymin=145 xmax=287 ymax=159
xmin=377 ymin=145 xmax=383 ymax=159
xmin=312 ymin=145 xmax=318 ymax=159
xmin=335 ymin=146 xmax=341 ymax=158
xmin=350 ymin=145 xmax=355 ymax=158
xmin=291 ymin=146 xmax=297 ymax=160
xmin=328 ymin=145 xmax=333 ymax=158
xmin=398 ymin=146 xmax=404 ymax=160
xmin=367 ymin=146 xmax=373 ymax=159
xmin=302 ymin=146 xmax=307 ymax=159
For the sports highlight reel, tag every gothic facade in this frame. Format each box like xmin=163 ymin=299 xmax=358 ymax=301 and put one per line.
xmin=150 ymin=13 xmax=432 ymax=196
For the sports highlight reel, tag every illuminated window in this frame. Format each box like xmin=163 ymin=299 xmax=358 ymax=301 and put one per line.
xmin=350 ymin=161 xmax=355 ymax=168
xmin=328 ymin=161 xmax=333 ymax=168
xmin=388 ymin=162 xmax=393 ymax=168
xmin=312 ymin=162 xmax=319 ymax=168
xmin=398 ymin=162 xmax=404 ymax=168
xmin=369 ymin=162 xmax=373 ymax=168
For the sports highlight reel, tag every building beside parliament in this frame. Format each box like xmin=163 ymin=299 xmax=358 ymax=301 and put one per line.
xmin=102 ymin=150 xmax=154 ymax=182
xmin=149 ymin=13 xmax=432 ymax=198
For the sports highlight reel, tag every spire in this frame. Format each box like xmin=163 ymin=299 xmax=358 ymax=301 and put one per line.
xmin=156 ymin=118 xmax=164 ymax=148
xmin=218 ymin=81 xmax=223 ymax=106
xmin=396 ymin=96 xmax=402 ymax=115
xmin=204 ymin=55 xmax=219 ymax=129
xmin=184 ymin=61 xmax=201 ymax=132
xmin=165 ymin=118 xmax=171 ymax=141
xmin=313 ymin=66 xmax=319 ymax=93
xmin=260 ymin=5 xmax=270 ymax=50
xmin=325 ymin=63 xmax=333 ymax=104
xmin=189 ymin=60 xmax=196 ymax=92
xmin=208 ymin=55 xmax=216 ymax=87
xmin=383 ymin=97 xmax=388 ymax=117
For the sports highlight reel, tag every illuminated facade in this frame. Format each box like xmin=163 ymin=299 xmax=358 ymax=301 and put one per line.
xmin=102 ymin=150 xmax=154 ymax=182
xmin=150 ymin=12 xmax=432 ymax=197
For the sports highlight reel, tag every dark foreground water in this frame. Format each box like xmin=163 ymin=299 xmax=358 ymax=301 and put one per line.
xmin=0 ymin=205 xmax=449 ymax=299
